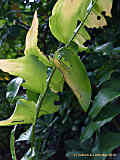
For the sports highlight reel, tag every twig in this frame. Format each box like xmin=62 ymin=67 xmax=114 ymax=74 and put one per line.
xmin=31 ymin=67 xmax=56 ymax=157
xmin=10 ymin=125 xmax=17 ymax=160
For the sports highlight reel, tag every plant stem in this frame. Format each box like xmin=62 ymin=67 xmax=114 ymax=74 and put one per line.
xmin=36 ymin=67 xmax=56 ymax=118
xmin=31 ymin=66 xmax=56 ymax=157
xmin=10 ymin=125 xmax=17 ymax=160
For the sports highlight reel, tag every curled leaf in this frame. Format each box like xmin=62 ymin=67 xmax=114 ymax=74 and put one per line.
xmin=0 ymin=99 xmax=36 ymax=126
xmin=25 ymin=11 xmax=50 ymax=66
xmin=6 ymin=77 xmax=23 ymax=101
xmin=25 ymin=11 xmax=38 ymax=50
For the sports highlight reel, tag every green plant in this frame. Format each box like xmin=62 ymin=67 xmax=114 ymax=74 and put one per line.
xmin=1 ymin=0 xmax=120 ymax=160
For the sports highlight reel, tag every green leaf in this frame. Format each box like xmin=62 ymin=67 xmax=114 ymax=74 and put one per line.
xmin=92 ymin=132 xmax=120 ymax=160
xmin=89 ymin=79 xmax=120 ymax=119
xmin=99 ymin=132 xmax=120 ymax=153
xmin=94 ymin=102 xmax=120 ymax=122
xmin=0 ymin=55 xmax=48 ymax=94
xmin=39 ymin=90 xmax=59 ymax=117
xmin=94 ymin=42 xmax=113 ymax=54
xmin=27 ymin=90 xmax=39 ymax=103
xmin=54 ymin=46 xmax=91 ymax=112
xmin=0 ymin=19 xmax=6 ymax=27
xmin=80 ymin=121 xmax=103 ymax=143
xmin=25 ymin=11 xmax=50 ymax=66
xmin=0 ymin=11 xmax=50 ymax=94
xmin=80 ymin=102 xmax=120 ymax=142
xmin=0 ymin=99 xmax=36 ymax=126
xmin=50 ymin=68 xmax=64 ymax=93
xmin=96 ymin=68 xmax=113 ymax=88
xmin=6 ymin=77 xmax=23 ymax=101
xmin=0 ymin=90 xmax=59 ymax=126
xmin=74 ymin=26 xmax=90 ymax=47
xmin=10 ymin=126 xmax=17 ymax=160
xmin=49 ymin=0 xmax=112 ymax=44
xmin=112 ymin=47 xmax=120 ymax=53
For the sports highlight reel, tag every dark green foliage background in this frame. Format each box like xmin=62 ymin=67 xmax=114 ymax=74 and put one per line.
xmin=1 ymin=0 xmax=120 ymax=160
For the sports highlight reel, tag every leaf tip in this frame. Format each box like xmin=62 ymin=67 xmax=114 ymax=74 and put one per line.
xmin=25 ymin=10 xmax=39 ymax=54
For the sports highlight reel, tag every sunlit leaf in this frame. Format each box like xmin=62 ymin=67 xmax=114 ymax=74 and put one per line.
xmin=0 ymin=99 xmax=36 ymax=126
xmin=0 ymin=11 xmax=52 ymax=94
xmin=26 ymin=89 xmax=59 ymax=116
xmin=49 ymin=0 xmax=90 ymax=44
xmin=0 ymin=19 xmax=6 ymax=27
xmin=25 ymin=11 xmax=38 ymax=51
xmin=0 ymin=90 xmax=59 ymax=126
xmin=54 ymin=45 xmax=91 ymax=112
xmin=0 ymin=55 xmax=48 ymax=94
xmin=25 ymin=11 xmax=50 ymax=66
xmin=49 ymin=0 xmax=112 ymax=44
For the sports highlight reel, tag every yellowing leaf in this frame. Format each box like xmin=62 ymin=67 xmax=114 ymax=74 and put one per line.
xmin=25 ymin=11 xmax=38 ymax=50
xmin=54 ymin=46 xmax=91 ymax=112
xmin=49 ymin=0 xmax=112 ymax=44
xmin=86 ymin=0 xmax=112 ymax=28
xmin=25 ymin=11 xmax=50 ymax=66
xmin=49 ymin=0 xmax=90 ymax=44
